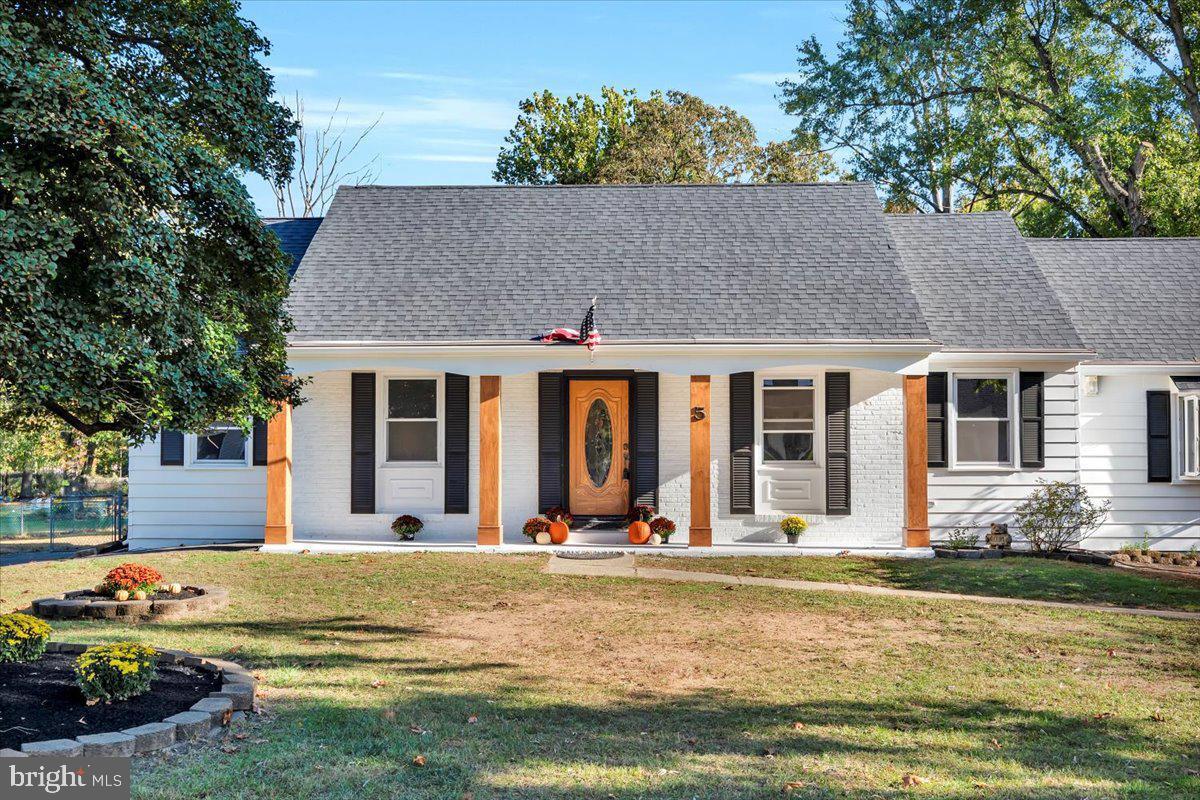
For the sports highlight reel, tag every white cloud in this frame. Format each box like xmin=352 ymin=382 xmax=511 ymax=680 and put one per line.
xmin=270 ymin=66 xmax=318 ymax=78
xmin=733 ymin=71 xmax=797 ymax=86
xmin=301 ymin=96 xmax=515 ymax=131
xmin=376 ymin=71 xmax=474 ymax=84
xmin=392 ymin=154 xmax=496 ymax=164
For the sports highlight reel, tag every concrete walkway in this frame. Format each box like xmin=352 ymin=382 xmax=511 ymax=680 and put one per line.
xmin=545 ymin=554 xmax=1200 ymax=622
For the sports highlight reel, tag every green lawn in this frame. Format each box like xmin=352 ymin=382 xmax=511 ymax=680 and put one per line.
xmin=3 ymin=551 xmax=1199 ymax=799
xmin=639 ymin=553 xmax=1200 ymax=612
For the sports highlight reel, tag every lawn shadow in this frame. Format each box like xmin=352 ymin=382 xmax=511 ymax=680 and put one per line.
xmin=220 ymin=687 xmax=1196 ymax=799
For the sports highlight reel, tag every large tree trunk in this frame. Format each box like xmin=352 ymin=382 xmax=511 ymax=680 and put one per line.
xmin=19 ymin=471 xmax=32 ymax=499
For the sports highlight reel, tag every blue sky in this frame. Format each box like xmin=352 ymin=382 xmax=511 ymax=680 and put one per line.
xmin=241 ymin=0 xmax=848 ymax=214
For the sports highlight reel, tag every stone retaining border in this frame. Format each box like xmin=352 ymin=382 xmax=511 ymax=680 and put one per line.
xmin=31 ymin=585 xmax=229 ymax=621
xmin=0 ymin=642 xmax=258 ymax=758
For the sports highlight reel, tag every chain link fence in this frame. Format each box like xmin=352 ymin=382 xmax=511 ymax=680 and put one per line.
xmin=0 ymin=494 xmax=126 ymax=555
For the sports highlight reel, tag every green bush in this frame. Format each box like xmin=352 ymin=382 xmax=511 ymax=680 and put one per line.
xmin=944 ymin=526 xmax=980 ymax=549
xmin=74 ymin=642 xmax=158 ymax=702
xmin=0 ymin=612 xmax=52 ymax=663
xmin=1013 ymin=480 xmax=1109 ymax=553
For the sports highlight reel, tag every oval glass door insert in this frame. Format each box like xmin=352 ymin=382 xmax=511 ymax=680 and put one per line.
xmin=584 ymin=399 xmax=614 ymax=487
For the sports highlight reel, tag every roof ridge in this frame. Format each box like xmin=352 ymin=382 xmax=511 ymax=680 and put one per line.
xmin=337 ymin=181 xmax=873 ymax=190
xmin=1028 ymin=236 xmax=1200 ymax=243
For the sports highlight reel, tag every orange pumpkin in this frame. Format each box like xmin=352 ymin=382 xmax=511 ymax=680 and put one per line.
xmin=628 ymin=520 xmax=652 ymax=545
xmin=548 ymin=519 xmax=569 ymax=544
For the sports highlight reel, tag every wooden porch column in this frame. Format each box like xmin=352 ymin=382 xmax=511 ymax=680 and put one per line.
xmin=903 ymin=375 xmax=931 ymax=547
xmin=264 ymin=403 xmax=293 ymax=545
xmin=689 ymin=375 xmax=712 ymax=547
xmin=478 ymin=375 xmax=503 ymax=545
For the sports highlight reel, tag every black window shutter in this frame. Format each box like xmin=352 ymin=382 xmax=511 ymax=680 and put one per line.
xmin=537 ymin=373 xmax=564 ymax=512
xmin=632 ymin=372 xmax=659 ymax=509
xmin=825 ymin=372 xmax=851 ymax=515
xmin=1147 ymin=390 xmax=1172 ymax=482
xmin=350 ymin=372 xmax=376 ymax=513
xmin=252 ymin=417 xmax=269 ymax=466
xmin=159 ymin=430 xmax=184 ymax=466
xmin=444 ymin=373 xmax=469 ymax=513
xmin=729 ymin=372 xmax=755 ymax=514
xmin=1018 ymin=372 xmax=1045 ymax=468
xmin=927 ymin=372 xmax=948 ymax=468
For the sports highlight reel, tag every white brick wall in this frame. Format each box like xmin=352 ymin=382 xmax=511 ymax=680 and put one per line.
xmin=657 ymin=370 xmax=906 ymax=547
xmin=292 ymin=370 xmax=539 ymax=543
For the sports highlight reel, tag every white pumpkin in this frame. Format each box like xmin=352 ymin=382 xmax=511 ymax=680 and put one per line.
xmin=649 ymin=533 xmax=662 ymax=546
xmin=535 ymin=531 xmax=551 ymax=545
xmin=114 ymin=590 xmax=130 ymax=602
xmin=169 ymin=583 xmax=182 ymax=594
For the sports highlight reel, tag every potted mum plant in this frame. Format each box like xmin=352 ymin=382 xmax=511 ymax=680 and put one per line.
xmin=780 ymin=515 xmax=808 ymax=544
xmin=523 ymin=517 xmax=552 ymax=544
xmin=649 ymin=516 xmax=676 ymax=545
xmin=391 ymin=515 xmax=423 ymax=541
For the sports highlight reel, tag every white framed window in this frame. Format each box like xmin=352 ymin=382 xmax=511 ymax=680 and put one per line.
xmin=761 ymin=378 xmax=816 ymax=463
xmin=949 ymin=372 xmax=1017 ymax=468
xmin=386 ymin=377 xmax=440 ymax=463
xmin=187 ymin=421 xmax=250 ymax=468
xmin=1182 ymin=394 xmax=1200 ymax=479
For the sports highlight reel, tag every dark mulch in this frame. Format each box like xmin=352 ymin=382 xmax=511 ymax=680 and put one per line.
xmin=0 ymin=652 xmax=221 ymax=749
xmin=71 ymin=588 xmax=203 ymax=601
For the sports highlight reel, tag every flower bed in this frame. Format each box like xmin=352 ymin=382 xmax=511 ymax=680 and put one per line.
xmin=0 ymin=642 xmax=257 ymax=757
xmin=32 ymin=585 xmax=228 ymax=622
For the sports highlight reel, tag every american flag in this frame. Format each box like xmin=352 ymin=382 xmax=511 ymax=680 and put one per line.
xmin=538 ymin=298 xmax=602 ymax=351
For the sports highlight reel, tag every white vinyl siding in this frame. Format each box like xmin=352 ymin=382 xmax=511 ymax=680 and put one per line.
xmin=127 ymin=434 xmax=265 ymax=550
xmin=1078 ymin=371 xmax=1200 ymax=550
xmin=928 ymin=365 xmax=1079 ymax=544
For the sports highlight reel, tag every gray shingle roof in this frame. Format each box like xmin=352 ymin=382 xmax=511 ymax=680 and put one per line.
xmin=886 ymin=213 xmax=1085 ymax=351
xmin=287 ymin=184 xmax=934 ymax=343
xmin=1030 ymin=238 xmax=1200 ymax=362
xmin=264 ymin=217 xmax=323 ymax=277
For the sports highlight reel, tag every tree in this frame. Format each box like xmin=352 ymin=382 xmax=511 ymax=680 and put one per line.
xmin=0 ymin=0 xmax=303 ymax=443
xmin=495 ymin=88 xmax=835 ymax=185
xmin=272 ymin=94 xmax=382 ymax=218
xmin=782 ymin=0 xmax=1200 ymax=237
xmin=493 ymin=87 xmax=634 ymax=185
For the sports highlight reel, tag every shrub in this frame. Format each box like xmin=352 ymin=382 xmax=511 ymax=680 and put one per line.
xmin=544 ymin=506 xmax=574 ymax=526
xmin=390 ymin=515 xmax=423 ymax=540
xmin=1013 ymin=480 xmax=1109 ymax=553
xmin=522 ymin=517 xmax=551 ymax=540
xmin=627 ymin=504 xmax=655 ymax=524
xmin=0 ymin=613 xmax=52 ymax=663
xmin=74 ymin=642 xmax=158 ymax=703
xmin=100 ymin=563 xmax=163 ymax=596
xmin=649 ymin=516 xmax=676 ymax=541
xmin=780 ymin=516 xmax=808 ymax=537
xmin=944 ymin=526 xmax=980 ymax=550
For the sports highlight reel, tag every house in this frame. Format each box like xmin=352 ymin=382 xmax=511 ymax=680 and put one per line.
xmin=126 ymin=184 xmax=1200 ymax=552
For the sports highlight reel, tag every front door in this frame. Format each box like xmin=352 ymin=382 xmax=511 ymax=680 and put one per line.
xmin=568 ymin=380 xmax=630 ymax=515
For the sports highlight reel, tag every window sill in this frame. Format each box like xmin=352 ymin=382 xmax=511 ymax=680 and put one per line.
xmin=184 ymin=461 xmax=253 ymax=471
xmin=943 ymin=464 xmax=1020 ymax=473
xmin=761 ymin=461 xmax=821 ymax=469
